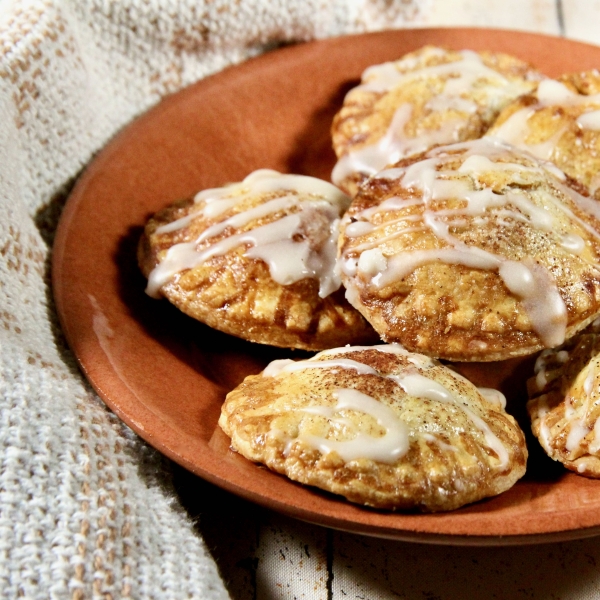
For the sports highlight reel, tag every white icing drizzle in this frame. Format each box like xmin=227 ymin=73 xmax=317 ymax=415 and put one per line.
xmin=263 ymin=345 xmax=510 ymax=467
xmin=491 ymin=107 xmax=565 ymax=161
xmin=359 ymin=48 xmax=514 ymax=94
xmin=339 ymin=137 xmax=600 ymax=347
xmin=566 ymin=419 xmax=591 ymax=453
xmin=374 ymin=247 xmax=501 ymax=289
xmin=532 ymin=394 xmax=553 ymax=453
xmin=332 ymin=103 xmax=465 ymax=185
xmin=584 ymin=362 xmax=596 ymax=396
xmin=499 ymin=259 xmax=567 ymax=348
xmin=560 ymin=233 xmax=585 ymax=255
xmin=298 ymin=388 xmax=409 ymax=464
xmin=392 ymin=372 xmax=455 ymax=401
xmin=533 ymin=348 xmax=569 ymax=392
xmin=195 ymin=195 xmax=301 ymax=242
xmin=332 ymin=49 xmax=536 ymax=186
xmin=577 ymin=110 xmax=600 ymax=131
xmin=534 ymin=361 xmax=549 ymax=392
xmin=393 ymin=372 xmax=509 ymax=468
xmin=344 ymin=221 xmax=375 ymax=237
xmin=263 ymin=357 xmax=378 ymax=378
xmin=156 ymin=212 xmax=196 ymax=234
xmin=196 ymin=169 xmax=348 ymax=209
xmin=264 ymin=344 xmax=432 ymax=378
xmin=460 ymin=405 xmax=510 ymax=469
xmin=477 ymin=387 xmax=507 ymax=409
xmin=146 ymin=170 xmax=350 ymax=298
xmin=538 ymin=79 xmax=600 ymax=107
xmin=314 ymin=343 xmax=435 ymax=368
xmin=314 ymin=343 xmax=410 ymax=356
xmin=422 ymin=433 xmax=459 ymax=454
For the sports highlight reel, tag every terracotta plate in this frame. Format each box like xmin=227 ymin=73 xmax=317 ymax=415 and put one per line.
xmin=53 ymin=28 xmax=600 ymax=545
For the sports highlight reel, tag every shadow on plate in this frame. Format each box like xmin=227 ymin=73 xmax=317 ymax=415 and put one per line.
xmin=113 ymin=224 xmax=310 ymax=392
xmin=286 ymin=78 xmax=359 ymax=180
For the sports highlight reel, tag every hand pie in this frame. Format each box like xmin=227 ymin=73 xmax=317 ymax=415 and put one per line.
xmin=527 ymin=319 xmax=600 ymax=477
xmin=219 ymin=344 xmax=527 ymax=512
xmin=338 ymin=137 xmax=600 ymax=361
xmin=138 ymin=169 xmax=377 ymax=350
xmin=331 ymin=45 xmax=543 ymax=196
xmin=488 ymin=70 xmax=600 ymax=199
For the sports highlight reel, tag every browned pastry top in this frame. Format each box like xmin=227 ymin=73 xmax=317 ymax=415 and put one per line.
xmin=331 ymin=45 xmax=543 ymax=196
xmin=488 ymin=70 xmax=600 ymax=199
xmin=220 ymin=344 xmax=527 ymax=511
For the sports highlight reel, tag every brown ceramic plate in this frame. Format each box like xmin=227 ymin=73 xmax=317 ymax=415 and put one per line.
xmin=53 ymin=28 xmax=600 ymax=545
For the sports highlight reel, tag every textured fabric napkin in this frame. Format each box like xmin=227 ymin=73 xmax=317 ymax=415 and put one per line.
xmin=0 ymin=0 xmax=427 ymax=597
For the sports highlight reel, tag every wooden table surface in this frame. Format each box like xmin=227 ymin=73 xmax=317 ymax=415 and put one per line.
xmin=181 ymin=2 xmax=600 ymax=598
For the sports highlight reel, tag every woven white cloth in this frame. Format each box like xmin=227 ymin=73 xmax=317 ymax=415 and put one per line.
xmin=0 ymin=0 xmax=427 ymax=597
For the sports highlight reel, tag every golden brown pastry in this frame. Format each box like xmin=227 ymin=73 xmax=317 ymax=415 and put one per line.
xmin=527 ymin=318 xmax=600 ymax=477
xmin=138 ymin=169 xmax=377 ymax=350
xmin=338 ymin=137 xmax=600 ymax=362
xmin=219 ymin=344 xmax=527 ymax=512
xmin=488 ymin=70 xmax=600 ymax=199
xmin=331 ymin=45 xmax=544 ymax=196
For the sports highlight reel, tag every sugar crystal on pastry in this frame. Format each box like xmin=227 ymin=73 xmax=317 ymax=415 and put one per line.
xmin=219 ymin=344 xmax=527 ymax=512
xmin=338 ymin=137 xmax=600 ymax=361
xmin=138 ymin=169 xmax=377 ymax=350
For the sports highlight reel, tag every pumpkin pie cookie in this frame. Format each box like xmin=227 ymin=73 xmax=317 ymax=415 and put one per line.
xmin=338 ymin=138 xmax=600 ymax=361
xmin=138 ymin=169 xmax=377 ymax=350
xmin=331 ymin=45 xmax=543 ymax=196
xmin=527 ymin=319 xmax=600 ymax=477
xmin=220 ymin=344 xmax=527 ymax=511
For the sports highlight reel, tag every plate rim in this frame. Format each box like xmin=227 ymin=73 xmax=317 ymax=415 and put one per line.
xmin=53 ymin=26 xmax=600 ymax=546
